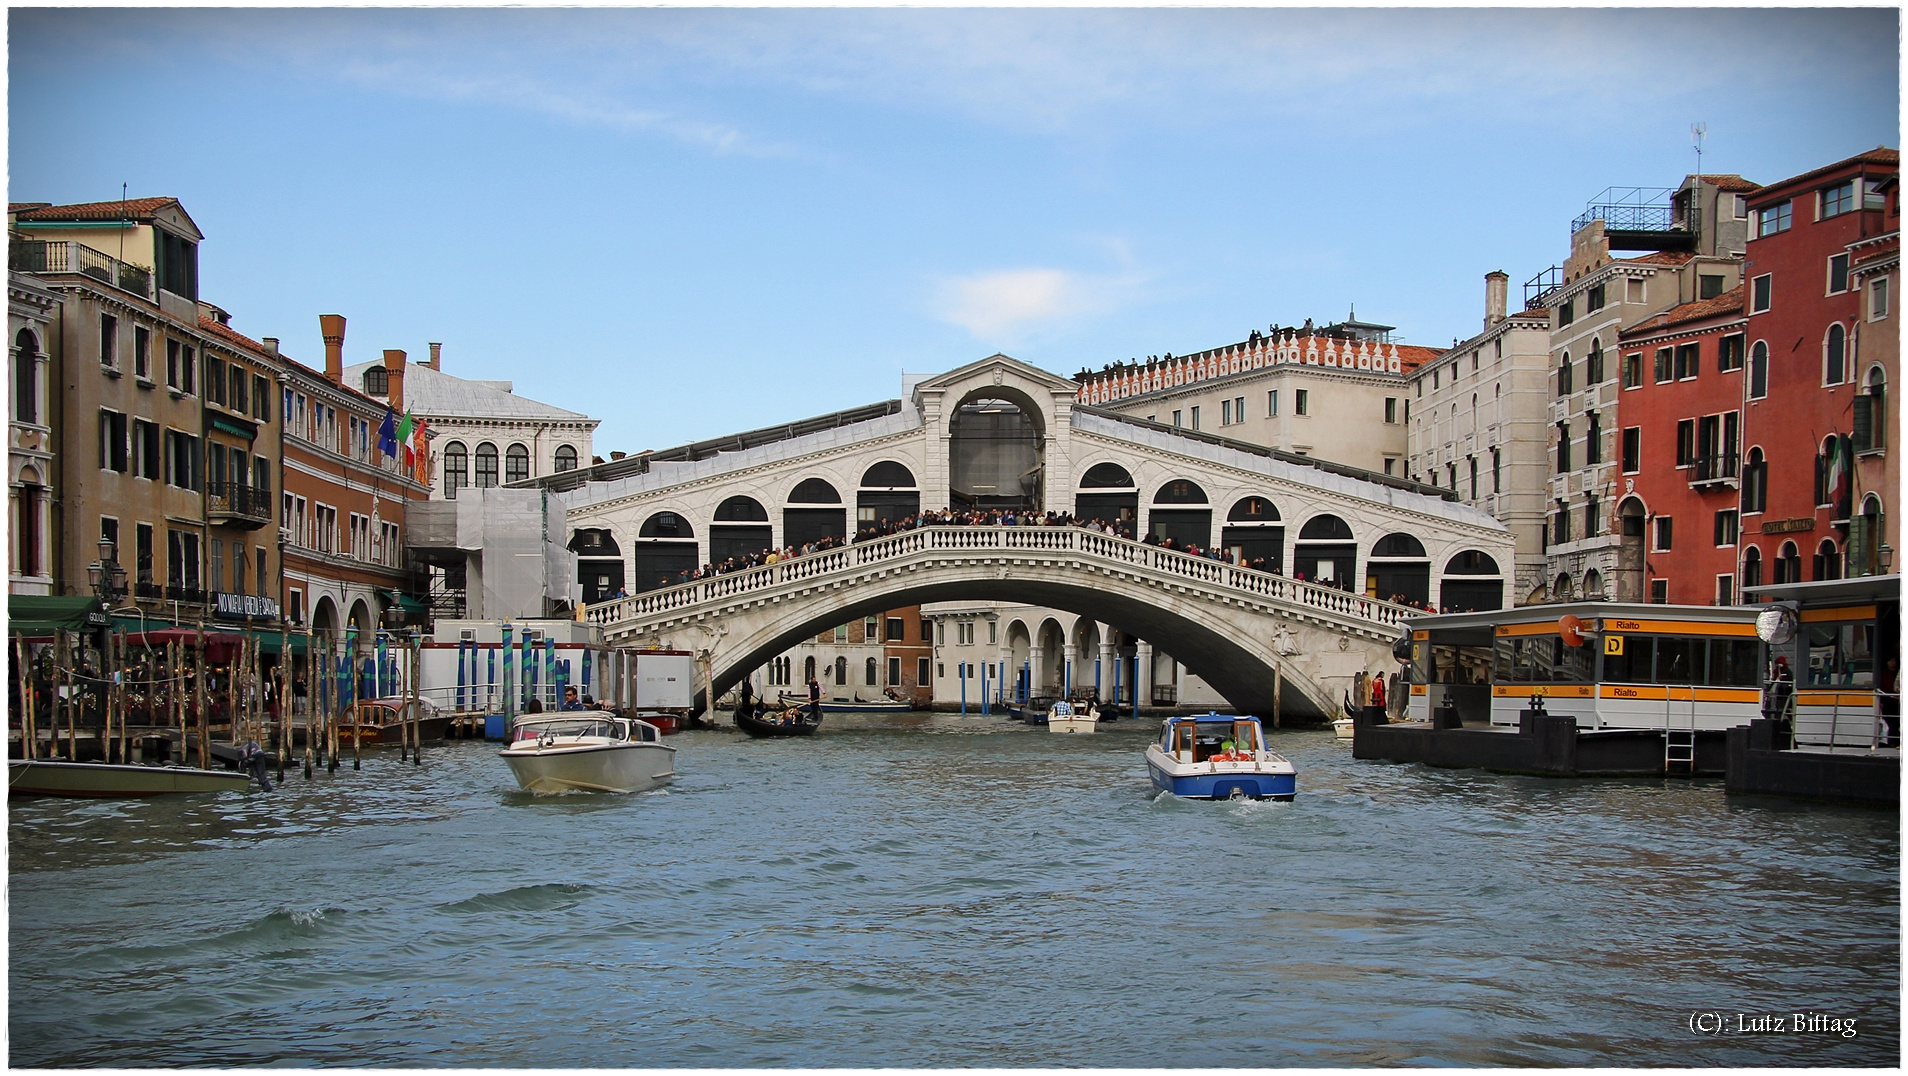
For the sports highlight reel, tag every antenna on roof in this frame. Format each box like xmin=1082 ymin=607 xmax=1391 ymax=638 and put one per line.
xmin=118 ymin=182 xmax=127 ymax=264
xmin=1691 ymin=121 xmax=1706 ymax=177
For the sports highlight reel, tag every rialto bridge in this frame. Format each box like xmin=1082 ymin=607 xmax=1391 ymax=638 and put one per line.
xmin=535 ymin=354 xmax=1514 ymax=721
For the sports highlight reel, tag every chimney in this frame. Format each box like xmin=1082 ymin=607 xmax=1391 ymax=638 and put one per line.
xmin=383 ymin=349 xmax=406 ymax=412
xmin=319 ymin=314 xmax=346 ymax=383
xmin=261 ymin=337 xmax=279 ymax=357
xmin=427 ymin=342 xmax=442 ymax=371
xmin=1484 ymin=271 xmax=1509 ymax=328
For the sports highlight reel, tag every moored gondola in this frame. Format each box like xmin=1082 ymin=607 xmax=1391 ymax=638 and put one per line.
xmin=734 ymin=701 xmax=823 ymax=738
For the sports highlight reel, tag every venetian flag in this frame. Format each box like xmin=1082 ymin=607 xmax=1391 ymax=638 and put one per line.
xmin=411 ymin=418 xmax=431 ymax=486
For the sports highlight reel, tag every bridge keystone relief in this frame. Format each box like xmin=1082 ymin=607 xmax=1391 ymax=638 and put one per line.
xmin=540 ymin=355 xmax=1515 ymax=722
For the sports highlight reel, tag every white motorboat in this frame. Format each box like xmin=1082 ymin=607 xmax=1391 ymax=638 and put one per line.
xmin=500 ymin=714 xmax=677 ymax=794
xmin=1145 ymin=712 xmax=1296 ymax=800
xmin=1332 ymin=717 xmax=1355 ymax=740
xmin=1047 ymin=698 xmax=1100 ymax=734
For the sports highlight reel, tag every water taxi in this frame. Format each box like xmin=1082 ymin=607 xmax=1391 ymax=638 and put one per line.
xmin=1145 ymin=713 xmax=1295 ymax=800
xmin=1047 ymin=698 xmax=1099 ymax=734
xmin=500 ymin=714 xmax=676 ymax=794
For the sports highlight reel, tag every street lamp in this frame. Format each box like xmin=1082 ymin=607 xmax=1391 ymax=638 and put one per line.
xmin=88 ymin=537 xmax=127 ymax=604
xmin=1880 ymin=544 xmax=1895 ymax=575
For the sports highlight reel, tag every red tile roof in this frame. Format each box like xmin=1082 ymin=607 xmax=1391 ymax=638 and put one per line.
xmin=1618 ymin=285 xmax=1745 ymax=339
xmin=1695 ymin=174 xmax=1760 ymax=193
xmin=12 ymin=196 xmax=182 ymax=222
xmin=1622 ymin=250 xmax=1696 ymax=267
xmin=1750 ymin=147 xmax=1899 ymax=202
xmin=198 ymin=315 xmax=273 ymax=356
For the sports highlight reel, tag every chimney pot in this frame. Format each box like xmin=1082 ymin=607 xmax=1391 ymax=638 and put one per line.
xmin=382 ymin=349 xmax=407 ymax=412
xmin=1484 ymin=271 xmax=1509 ymax=328
xmin=319 ymin=314 xmax=346 ymax=383
xmin=261 ymin=337 xmax=279 ymax=356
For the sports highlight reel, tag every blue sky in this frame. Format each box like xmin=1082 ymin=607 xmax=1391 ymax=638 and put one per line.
xmin=11 ymin=6 xmax=1899 ymax=453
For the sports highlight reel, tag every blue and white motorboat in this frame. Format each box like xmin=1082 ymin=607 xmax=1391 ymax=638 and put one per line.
xmin=1145 ymin=712 xmax=1295 ymax=800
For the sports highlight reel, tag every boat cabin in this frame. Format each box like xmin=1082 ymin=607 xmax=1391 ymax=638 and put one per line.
xmin=1159 ymin=714 xmax=1263 ymax=763
xmin=1403 ymin=602 xmax=1762 ymax=732
xmin=1743 ymin=574 xmax=1900 ymax=749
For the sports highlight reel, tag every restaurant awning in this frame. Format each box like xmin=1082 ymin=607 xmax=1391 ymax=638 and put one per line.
xmin=7 ymin=595 xmax=109 ymax=636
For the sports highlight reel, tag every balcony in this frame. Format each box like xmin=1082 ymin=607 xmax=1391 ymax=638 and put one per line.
xmin=207 ymin=481 xmax=273 ymax=529
xmin=1570 ymin=187 xmax=1696 ymax=253
xmin=164 ymin=584 xmax=208 ymax=605
xmin=1690 ymin=452 xmax=1740 ymax=489
xmin=9 ymin=237 xmax=153 ymax=298
xmin=134 ymin=581 xmax=164 ymax=601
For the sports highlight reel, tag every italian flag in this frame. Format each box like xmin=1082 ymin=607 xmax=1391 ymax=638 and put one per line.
xmin=1825 ymin=434 xmax=1851 ymax=515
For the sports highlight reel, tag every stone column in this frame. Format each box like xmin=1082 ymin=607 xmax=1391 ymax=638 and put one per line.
xmin=1061 ymin=642 xmax=1078 ymax=697
xmin=1028 ymin=645 xmax=1045 ymax=699
xmin=1136 ymin=641 xmax=1154 ymax=709
xmin=1096 ymin=623 xmax=1115 ymax=703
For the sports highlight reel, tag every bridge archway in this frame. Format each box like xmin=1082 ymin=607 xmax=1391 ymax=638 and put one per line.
xmin=635 ymin=511 xmax=697 ymax=592
xmin=1295 ymin=514 xmax=1356 ymax=587
xmin=711 ymin=495 xmax=772 ymax=565
xmin=1222 ymin=496 xmax=1283 ymax=573
xmin=857 ymin=461 xmax=919 ymax=534
xmin=569 ymin=527 xmax=624 ymax=603
xmin=1148 ymin=479 xmax=1211 ymax=549
xmin=948 ymin=388 xmax=1044 ymax=510
xmin=1076 ymin=462 xmax=1137 ymax=532
xmin=1367 ymin=533 xmax=1429 ymax=606
xmin=785 ymin=478 xmax=845 ymax=549
xmin=1441 ymin=550 xmax=1504 ymax=612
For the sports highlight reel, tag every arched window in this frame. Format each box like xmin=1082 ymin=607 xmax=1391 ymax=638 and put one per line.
xmin=804 ymin=656 xmax=816 ymax=683
xmin=1587 ymin=338 xmax=1605 ymax=383
xmin=1855 ymin=367 xmax=1886 ymax=451
xmin=1741 ymin=545 xmax=1762 ymax=590
xmin=789 ymin=477 xmax=842 ymax=503
xmin=1825 ymin=323 xmax=1847 ymax=385
xmin=1558 ymin=351 xmax=1573 ymax=396
xmin=714 ymin=495 xmax=769 ymax=521
xmin=1814 ymin=539 xmax=1842 ymax=581
xmin=443 ymin=441 xmax=468 ymax=493
xmin=554 ymin=445 xmax=578 ymax=472
xmin=505 ymin=443 xmax=530 ymax=484
xmin=1298 ymin=515 xmax=1354 ymax=541
xmin=1227 ymin=497 xmax=1280 ymax=522
xmin=1850 ymin=495 xmax=1886 ymax=576
xmin=474 ymin=442 xmax=498 ymax=488
xmin=1079 ymin=462 xmax=1135 ymax=488
xmin=361 ymin=366 xmax=387 ymax=396
xmin=638 ymin=512 xmax=695 ymax=539
xmin=1748 ymin=341 xmax=1769 ymax=399
xmin=14 ymin=329 xmax=39 ymax=424
xmin=1153 ymin=480 xmax=1208 ymax=504
xmin=1742 ymin=448 xmax=1767 ymax=514
xmin=860 ymin=461 xmax=916 ymax=488
xmin=1554 ymin=573 xmax=1573 ymax=601
xmin=835 ymin=656 xmax=848 ymax=684
xmin=866 ymin=657 xmax=879 ymax=686
xmin=1776 ymin=541 xmax=1802 ymax=585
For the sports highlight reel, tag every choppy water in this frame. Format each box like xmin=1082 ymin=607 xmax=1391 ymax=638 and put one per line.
xmin=8 ymin=715 xmax=1898 ymax=1067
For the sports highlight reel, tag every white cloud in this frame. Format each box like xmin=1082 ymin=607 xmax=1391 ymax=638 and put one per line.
xmin=932 ymin=266 xmax=1146 ymax=342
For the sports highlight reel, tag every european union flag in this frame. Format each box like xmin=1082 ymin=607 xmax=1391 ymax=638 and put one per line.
xmin=378 ymin=408 xmax=398 ymax=456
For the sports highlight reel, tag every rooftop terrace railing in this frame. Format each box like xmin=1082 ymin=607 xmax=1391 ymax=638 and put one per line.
xmin=10 ymin=237 xmax=153 ymax=298
xmin=1570 ymin=187 xmax=1680 ymax=234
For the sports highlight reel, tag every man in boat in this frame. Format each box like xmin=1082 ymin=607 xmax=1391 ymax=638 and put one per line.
xmin=738 ymin=677 xmax=754 ymax=716
xmin=560 ymin=686 xmax=585 ymax=712
xmin=807 ymin=675 xmax=823 ymax=723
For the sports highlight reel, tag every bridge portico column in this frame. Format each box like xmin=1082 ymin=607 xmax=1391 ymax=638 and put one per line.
xmin=1136 ymin=641 xmax=1154 ymax=710
xmin=1028 ymin=645 xmax=1045 ymax=699
xmin=1096 ymin=623 xmax=1114 ymax=703
xmin=1061 ymin=642 xmax=1078 ymax=697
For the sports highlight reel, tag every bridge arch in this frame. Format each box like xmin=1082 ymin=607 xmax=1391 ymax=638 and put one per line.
xmin=1223 ymin=496 xmax=1284 ymax=573
xmin=1149 ymin=478 xmax=1211 ymax=549
xmin=786 ymin=477 xmax=846 ymax=549
xmin=1294 ymin=514 xmax=1356 ymax=587
xmin=1075 ymin=461 xmax=1138 ymax=532
xmin=857 ymin=460 xmax=919 ymax=534
xmin=1440 ymin=549 xmax=1504 ymax=612
xmin=1368 ymin=532 xmax=1430 ymax=607
xmin=711 ymin=495 xmax=773 ymax=566
xmin=948 ymin=388 xmax=1045 ymax=510
xmin=635 ymin=510 xmax=698 ymax=592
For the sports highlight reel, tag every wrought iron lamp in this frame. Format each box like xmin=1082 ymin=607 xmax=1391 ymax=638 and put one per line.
xmin=88 ymin=537 xmax=127 ymax=604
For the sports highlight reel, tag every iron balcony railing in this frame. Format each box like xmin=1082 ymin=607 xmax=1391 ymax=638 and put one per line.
xmin=9 ymin=237 xmax=153 ymax=298
xmin=165 ymin=585 xmax=208 ymax=605
xmin=1524 ymin=265 xmax=1564 ymax=309
xmin=1571 ymin=187 xmax=1679 ymax=233
xmin=207 ymin=480 xmax=273 ymax=521
xmin=134 ymin=581 xmax=165 ymax=601
xmin=1691 ymin=452 xmax=1740 ymax=485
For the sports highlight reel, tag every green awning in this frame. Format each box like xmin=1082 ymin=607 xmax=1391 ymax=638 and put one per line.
xmin=8 ymin=595 xmax=108 ymax=636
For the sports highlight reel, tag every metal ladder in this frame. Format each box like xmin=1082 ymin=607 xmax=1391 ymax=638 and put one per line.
xmin=1664 ymin=687 xmax=1697 ymax=774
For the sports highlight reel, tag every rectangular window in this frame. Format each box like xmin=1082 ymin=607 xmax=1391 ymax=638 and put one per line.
xmin=1626 ymin=278 xmax=1645 ymax=304
xmin=1558 ymin=297 xmax=1575 ymax=327
xmin=1267 ymin=390 xmax=1278 ymax=416
xmin=1586 ymin=411 xmax=1602 ymax=464
xmin=834 ymin=623 xmax=849 ymax=642
xmin=918 ymin=657 xmax=930 ymax=685
xmin=256 ymin=545 xmax=268 ymax=596
xmin=135 ymin=523 xmax=154 ymax=585
xmin=1717 ymin=334 xmax=1744 ymax=372
xmin=1650 ymin=578 xmax=1669 ymax=604
xmin=98 ymin=409 xmax=128 ymax=472
xmin=133 ymin=418 xmax=160 ymax=479
xmin=1715 ymin=575 xmax=1734 ymax=607
xmin=1674 ymin=343 xmax=1699 ymax=380
xmin=1622 ymin=352 xmax=1642 ymax=388
xmin=989 ymin=620 xmax=998 ymax=644
xmin=1715 ymin=509 xmax=1738 ymax=547
xmin=99 ymin=314 xmax=117 ymax=368
xmin=166 ymin=338 xmax=181 ymax=388
xmin=1699 ymin=274 xmax=1725 ymax=300
xmin=1234 ymin=396 xmax=1244 ymax=423
xmin=205 ymin=355 xmax=226 ymax=405
xmin=1190 ymin=405 xmax=1200 ymax=430
xmin=1675 ymin=419 xmax=1695 ymax=467
xmin=1827 ymin=253 xmax=1850 ymax=295
xmin=886 ymin=617 xmax=904 ymax=642
xmin=1294 ymin=389 xmax=1309 ymax=416
xmin=1751 ymin=274 xmax=1772 ymax=314
xmin=1583 ymin=493 xmax=1598 ymax=538
xmin=1221 ymin=399 xmax=1231 ymax=425
xmin=1553 ymin=502 xmax=1571 ymax=545
xmin=1653 ymin=516 xmax=1674 ymax=552
xmin=1556 ymin=422 xmax=1571 ymax=473
xmin=888 ymin=657 xmax=902 ymax=686
xmin=1172 ymin=410 xmax=1182 ymax=427
xmin=1385 ymin=397 xmax=1397 ymax=423
xmin=1621 ymin=426 xmax=1641 ymax=474
xmin=1820 ymin=181 xmax=1854 ymax=219
xmin=209 ymin=539 xmax=224 ymax=594
xmin=1756 ymin=201 xmax=1792 ymax=236
xmin=133 ymin=326 xmax=150 ymax=380
xmin=1586 ymin=283 xmax=1605 ymax=312
xmin=921 ymin=619 xmax=932 ymax=642
xmin=1654 ymin=347 xmax=1673 ymax=384
xmin=230 ymin=365 xmax=249 ymax=414
xmin=1871 ymin=278 xmax=1890 ymax=321
xmin=253 ymin=374 xmax=271 ymax=421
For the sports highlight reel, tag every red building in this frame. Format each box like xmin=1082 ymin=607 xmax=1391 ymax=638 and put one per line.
xmin=1739 ymin=148 xmax=1898 ymax=589
xmin=1616 ymin=287 xmax=1749 ymax=605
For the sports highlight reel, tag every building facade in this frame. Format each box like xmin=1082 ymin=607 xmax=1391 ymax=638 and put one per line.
xmin=1073 ymin=318 xmax=1439 ymax=478
xmin=278 ymin=314 xmax=433 ymax=641
xmin=1739 ymin=148 xmax=1899 ymax=587
xmin=1536 ymin=174 xmax=1758 ymax=602
xmin=1407 ymin=273 xmax=1554 ymax=603
xmin=9 ymin=273 xmax=58 ymax=595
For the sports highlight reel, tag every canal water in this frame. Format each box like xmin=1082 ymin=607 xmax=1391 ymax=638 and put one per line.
xmin=8 ymin=715 xmax=1898 ymax=1067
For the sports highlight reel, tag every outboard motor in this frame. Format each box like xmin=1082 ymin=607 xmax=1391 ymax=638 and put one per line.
xmin=240 ymin=741 xmax=274 ymax=792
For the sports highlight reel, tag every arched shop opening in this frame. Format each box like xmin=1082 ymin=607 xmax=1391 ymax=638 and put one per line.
xmin=634 ymin=511 xmax=698 ymax=592
xmin=1293 ymin=514 xmax=1356 ymax=588
xmin=1366 ymin=532 xmax=1429 ymax=606
xmin=785 ymin=478 xmax=846 ymax=548
xmin=711 ymin=495 xmax=773 ymax=564
xmin=1222 ymin=497 xmax=1284 ymax=573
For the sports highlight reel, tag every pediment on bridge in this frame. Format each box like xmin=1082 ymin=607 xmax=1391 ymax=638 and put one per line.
xmin=911 ymin=353 xmax=1079 ymax=404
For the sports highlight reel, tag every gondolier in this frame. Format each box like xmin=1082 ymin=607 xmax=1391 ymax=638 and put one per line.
xmin=807 ymin=675 xmax=823 ymax=722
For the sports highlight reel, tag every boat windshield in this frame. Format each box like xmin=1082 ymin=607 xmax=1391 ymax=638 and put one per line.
xmin=1162 ymin=717 xmax=1261 ymax=760
xmin=514 ymin=717 xmax=624 ymax=741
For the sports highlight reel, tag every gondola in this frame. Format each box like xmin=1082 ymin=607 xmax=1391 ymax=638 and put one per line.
xmin=734 ymin=701 xmax=823 ymax=738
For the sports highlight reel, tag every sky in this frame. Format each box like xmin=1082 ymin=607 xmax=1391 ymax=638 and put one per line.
xmin=9 ymin=5 xmax=1900 ymax=454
